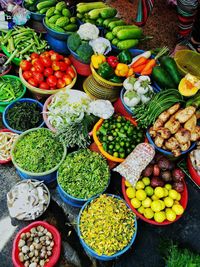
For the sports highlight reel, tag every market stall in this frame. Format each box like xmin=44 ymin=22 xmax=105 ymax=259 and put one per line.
xmin=0 ymin=1 xmax=200 ymax=267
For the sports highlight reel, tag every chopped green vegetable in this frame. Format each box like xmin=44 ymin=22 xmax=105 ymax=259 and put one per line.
xmin=12 ymin=128 xmax=64 ymax=173
xmin=79 ymin=194 xmax=136 ymax=255
xmin=0 ymin=77 xmax=24 ymax=102
xmin=58 ymin=149 xmax=110 ymax=199
xmin=6 ymin=101 xmax=43 ymax=132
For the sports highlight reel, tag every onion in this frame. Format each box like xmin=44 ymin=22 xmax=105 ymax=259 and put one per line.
xmin=172 ymin=168 xmax=185 ymax=182
xmin=172 ymin=182 xmax=184 ymax=193
xmin=150 ymin=177 xmax=165 ymax=188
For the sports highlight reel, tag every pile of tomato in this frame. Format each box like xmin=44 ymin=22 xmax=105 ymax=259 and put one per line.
xmin=20 ymin=50 xmax=76 ymax=90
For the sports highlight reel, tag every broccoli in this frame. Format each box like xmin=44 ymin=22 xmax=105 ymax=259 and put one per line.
xmin=76 ymin=43 xmax=94 ymax=64
xmin=67 ymin=33 xmax=81 ymax=52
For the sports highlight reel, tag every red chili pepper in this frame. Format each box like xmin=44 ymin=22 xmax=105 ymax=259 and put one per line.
xmin=107 ymin=56 xmax=119 ymax=68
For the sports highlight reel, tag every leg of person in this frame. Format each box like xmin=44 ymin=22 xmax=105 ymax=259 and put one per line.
xmin=135 ymin=0 xmax=155 ymax=26
xmin=189 ymin=7 xmax=200 ymax=52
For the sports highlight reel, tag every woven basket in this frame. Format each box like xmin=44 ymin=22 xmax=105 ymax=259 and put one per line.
xmin=83 ymin=75 xmax=121 ymax=102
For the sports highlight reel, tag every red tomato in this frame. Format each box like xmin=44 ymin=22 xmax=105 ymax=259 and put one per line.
xmin=23 ymin=70 xmax=32 ymax=80
xmin=40 ymin=57 xmax=52 ymax=68
xmin=30 ymin=53 xmax=39 ymax=60
xmin=63 ymin=74 xmax=72 ymax=85
xmin=47 ymin=75 xmax=57 ymax=87
xmin=20 ymin=60 xmax=32 ymax=71
xmin=39 ymin=82 xmax=50 ymax=90
xmin=44 ymin=67 xmax=53 ymax=77
xmin=52 ymin=61 xmax=60 ymax=71
xmin=58 ymin=54 xmax=64 ymax=61
xmin=28 ymin=77 xmax=38 ymax=87
xmin=32 ymin=58 xmax=41 ymax=66
xmin=51 ymin=53 xmax=60 ymax=61
xmin=54 ymin=71 xmax=64 ymax=79
xmin=34 ymin=61 xmax=44 ymax=73
xmin=34 ymin=72 xmax=44 ymax=83
xmin=31 ymin=66 xmax=36 ymax=72
xmin=40 ymin=51 xmax=50 ymax=58
xmin=59 ymin=62 xmax=67 ymax=72
xmin=66 ymin=66 xmax=75 ymax=79
xmin=48 ymin=50 xmax=56 ymax=56
xmin=64 ymin=57 xmax=71 ymax=65
xmin=57 ymin=78 xmax=66 ymax=89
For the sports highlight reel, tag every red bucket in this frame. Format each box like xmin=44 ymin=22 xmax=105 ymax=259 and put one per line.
xmin=69 ymin=55 xmax=91 ymax=76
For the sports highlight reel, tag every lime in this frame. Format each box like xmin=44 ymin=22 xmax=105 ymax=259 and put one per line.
xmin=164 ymin=197 xmax=174 ymax=207
xmin=172 ymin=204 xmax=184 ymax=215
xmin=151 ymin=194 xmax=159 ymax=201
xmin=136 ymin=189 xmax=147 ymax=201
xmin=151 ymin=200 xmax=162 ymax=212
xmin=154 ymin=187 xmax=165 ymax=198
xmin=176 ymin=193 xmax=181 ymax=201
xmin=125 ymin=180 xmax=132 ymax=187
xmin=142 ymin=177 xmax=150 ymax=186
xmin=131 ymin=198 xmax=141 ymax=209
xmin=166 ymin=209 xmax=176 ymax=221
xmin=158 ymin=200 xmax=165 ymax=210
xmin=136 ymin=181 xmax=145 ymax=190
xmin=165 ymin=184 xmax=172 ymax=190
xmin=163 ymin=188 xmax=168 ymax=197
xmin=144 ymin=208 xmax=154 ymax=219
xmin=126 ymin=187 xmax=136 ymax=199
xmin=169 ymin=189 xmax=178 ymax=200
xmin=142 ymin=197 xmax=152 ymax=208
xmin=154 ymin=211 xmax=166 ymax=223
xmin=138 ymin=206 xmax=145 ymax=214
xmin=145 ymin=186 xmax=154 ymax=196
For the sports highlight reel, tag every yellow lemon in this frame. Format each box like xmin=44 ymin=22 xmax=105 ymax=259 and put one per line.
xmin=151 ymin=194 xmax=159 ymax=201
xmin=126 ymin=187 xmax=136 ymax=199
xmin=145 ymin=186 xmax=154 ymax=196
xmin=166 ymin=209 xmax=176 ymax=221
xmin=158 ymin=200 xmax=165 ymax=210
xmin=164 ymin=197 xmax=174 ymax=207
xmin=176 ymin=193 xmax=181 ymax=201
xmin=131 ymin=198 xmax=141 ymax=209
xmin=151 ymin=200 xmax=162 ymax=212
xmin=144 ymin=208 xmax=154 ymax=219
xmin=142 ymin=177 xmax=151 ymax=186
xmin=142 ymin=197 xmax=152 ymax=208
xmin=138 ymin=206 xmax=145 ymax=214
xmin=136 ymin=181 xmax=145 ymax=190
xmin=164 ymin=188 xmax=168 ymax=197
xmin=154 ymin=187 xmax=165 ymax=198
xmin=125 ymin=180 xmax=132 ymax=187
xmin=136 ymin=189 xmax=147 ymax=201
xmin=165 ymin=184 xmax=172 ymax=190
xmin=154 ymin=211 xmax=166 ymax=223
xmin=169 ymin=189 xmax=178 ymax=200
xmin=172 ymin=204 xmax=184 ymax=215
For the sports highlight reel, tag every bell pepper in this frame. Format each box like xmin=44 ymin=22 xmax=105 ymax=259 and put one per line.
xmin=91 ymin=54 xmax=106 ymax=69
xmin=115 ymin=63 xmax=129 ymax=77
xmin=97 ymin=62 xmax=114 ymax=79
xmin=118 ymin=50 xmax=132 ymax=64
xmin=107 ymin=56 xmax=119 ymax=68
xmin=109 ymin=75 xmax=122 ymax=83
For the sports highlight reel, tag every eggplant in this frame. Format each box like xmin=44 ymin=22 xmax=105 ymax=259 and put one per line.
xmin=150 ymin=176 xmax=165 ymax=188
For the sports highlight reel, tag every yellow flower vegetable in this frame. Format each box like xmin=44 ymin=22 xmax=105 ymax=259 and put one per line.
xmin=91 ymin=54 xmax=106 ymax=69
xmin=115 ymin=63 xmax=129 ymax=77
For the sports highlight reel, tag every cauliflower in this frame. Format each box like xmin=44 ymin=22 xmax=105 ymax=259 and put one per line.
xmin=124 ymin=90 xmax=141 ymax=107
xmin=89 ymin=37 xmax=111 ymax=55
xmin=77 ymin=23 xmax=99 ymax=41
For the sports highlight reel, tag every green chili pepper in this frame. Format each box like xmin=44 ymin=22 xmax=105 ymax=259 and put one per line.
xmin=118 ymin=50 xmax=132 ymax=64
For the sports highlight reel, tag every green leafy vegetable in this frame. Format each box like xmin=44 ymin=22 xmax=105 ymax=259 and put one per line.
xmin=58 ymin=149 xmax=110 ymax=199
xmin=12 ymin=128 xmax=64 ymax=173
xmin=67 ymin=33 xmax=82 ymax=51
xmin=76 ymin=42 xmax=94 ymax=64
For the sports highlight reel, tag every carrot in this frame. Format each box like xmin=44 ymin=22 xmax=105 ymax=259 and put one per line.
xmin=140 ymin=59 xmax=156 ymax=75
xmin=132 ymin=62 xmax=147 ymax=73
xmin=131 ymin=56 xmax=148 ymax=68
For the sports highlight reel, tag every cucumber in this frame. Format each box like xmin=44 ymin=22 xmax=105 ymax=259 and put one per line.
xmin=112 ymin=25 xmax=138 ymax=35
xmin=77 ymin=13 xmax=83 ymax=19
xmin=64 ymin=24 xmax=78 ymax=32
xmin=46 ymin=7 xmax=55 ymax=17
xmin=77 ymin=2 xmax=107 ymax=14
xmin=39 ymin=7 xmax=48 ymax=14
xmin=117 ymin=39 xmax=139 ymax=50
xmin=85 ymin=19 xmax=96 ymax=24
xmin=49 ymin=24 xmax=65 ymax=33
xmin=56 ymin=1 xmax=66 ymax=12
xmin=108 ymin=20 xmax=126 ymax=30
xmin=96 ymin=18 xmax=104 ymax=26
xmin=56 ymin=17 xmax=69 ymax=27
xmin=100 ymin=7 xmax=117 ymax=19
xmin=54 ymin=10 xmax=61 ymax=15
xmin=62 ymin=8 xmax=71 ymax=17
xmin=36 ymin=0 xmax=56 ymax=11
xmin=70 ymin=17 xmax=77 ymax=24
xmin=49 ymin=15 xmax=60 ymax=24
xmin=117 ymin=28 xmax=143 ymax=40
xmin=105 ymin=32 xmax=114 ymax=41
xmin=152 ymin=66 xmax=177 ymax=88
xmin=103 ymin=17 xmax=119 ymax=27
xmin=112 ymin=38 xmax=119 ymax=46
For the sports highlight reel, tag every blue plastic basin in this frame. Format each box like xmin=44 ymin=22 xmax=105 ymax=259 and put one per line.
xmin=43 ymin=18 xmax=70 ymax=41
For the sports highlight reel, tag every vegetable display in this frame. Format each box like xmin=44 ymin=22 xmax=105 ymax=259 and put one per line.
xmin=79 ymin=194 xmax=136 ymax=255
xmin=44 ymin=1 xmax=78 ymax=33
xmin=6 ymin=101 xmax=43 ymax=132
xmin=58 ymin=149 xmax=110 ymax=199
xmin=0 ymin=76 xmax=24 ymax=102
xmin=12 ymin=128 xmax=64 ymax=173
xmin=20 ymin=50 xmax=76 ymax=90
xmin=149 ymin=104 xmax=200 ymax=157
xmin=0 ymin=131 xmax=18 ymax=161
xmin=0 ymin=27 xmax=49 ymax=60
xmin=96 ymin=115 xmax=144 ymax=159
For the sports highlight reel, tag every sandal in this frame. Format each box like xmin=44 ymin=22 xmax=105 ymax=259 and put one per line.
xmin=186 ymin=39 xmax=200 ymax=53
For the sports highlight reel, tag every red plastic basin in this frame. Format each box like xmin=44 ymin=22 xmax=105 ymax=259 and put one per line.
xmin=187 ymin=156 xmax=200 ymax=186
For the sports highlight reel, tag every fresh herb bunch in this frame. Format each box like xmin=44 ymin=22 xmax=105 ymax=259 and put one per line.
xmin=6 ymin=102 xmax=43 ymax=131
xmin=58 ymin=149 xmax=110 ymax=199
xmin=13 ymin=128 xmax=64 ymax=173
xmin=56 ymin=114 xmax=97 ymax=149
xmin=0 ymin=77 xmax=24 ymax=102
xmin=133 ymin=89 xmax=184 ymax=128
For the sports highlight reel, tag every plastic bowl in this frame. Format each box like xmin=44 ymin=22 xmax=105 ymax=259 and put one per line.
xmin=0 ymin=53 xmax=12 ymax=76
xmin=77 ymin=194 xmax=137 ymax=261
xmin=19 ymin=67 xmax=77 ymax=96
xmin=1 ymin=45 xmax=21 ymax=66
xmin=43 ymin=18 xmax=71 ymax=41
xmin=187 ymin=156 xmax=200 ymax=186
xmin=12 ymin=221 xmax=61 ymax=267
xmin=45 ymin=33 xmax=70 ymax=54
xmin=146 ymin=131 xmax=196 ymax=158
xmin=92 ymin=116 xmax=139 ymax=163
xmin=3 ymin=98 xmax=45 ymax=134
xmin=174 ymin=50 xmax=200 ymax=77
xmin=0 ymin=128 xmax=18 ymax=164
xmin=0 ymin=75 xmax=26 ymax=113
xmin=122 ymin=177 xmax=188 ymax=226
xmin=69 ymin=55 xmax=91 ymax=76
xmin=11 ymin=128 xmax=67 ymax=184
